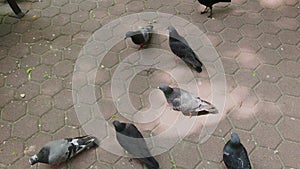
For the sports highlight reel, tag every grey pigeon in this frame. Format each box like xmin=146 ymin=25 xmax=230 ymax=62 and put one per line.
xmin=113 ymin=120 xmax=159 ymax=169
xmin=158 ymin=84 xmax=217 ymax=117
xmin=223 ymin=132 xmax=251 ymax=169
xmin=125 ymin=25 xmax=154 ymax=49
xmin=29 ymin=136 xmax=99 ymax=166
xmin=198 ymin=0 xmax=231 ymax=18
xmin=168 ymin=26 xmax=203 ymax=73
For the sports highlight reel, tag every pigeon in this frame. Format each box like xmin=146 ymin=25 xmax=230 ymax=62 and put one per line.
xmin=168 ymin=26 xmax=203 ymax=73
xmin=125 ymin=25 xmax=154 ymax=50
xmin=223 ymin=132 xmax=251 ymax=169
xmin=158 ymin=84 xmax=217 ymax=117
xmin=198 ymin=0 xmax=231 ymax=18
xmin=29 ymin=136 xmax=99 ymax=167
xmin=112 ymin=120 xmax=159 ymax=169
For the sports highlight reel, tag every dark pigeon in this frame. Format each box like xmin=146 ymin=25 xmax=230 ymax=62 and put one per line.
xmin=198 ymin=0 xmax=231 ymax=18
xmin=168 ymin=26 xmax=203 ymax=73
xmin=158 ymin=84 xmax=217 ymax=117
xmin=29 ymin=136 xmax=99 ymax=167
xmin=223 ymin=132 xmax=251 ymax=169
xmin=125 ymin=25 xmax=154 ymax=49
xmin=113 ymin=120 xmax=159 ymax=169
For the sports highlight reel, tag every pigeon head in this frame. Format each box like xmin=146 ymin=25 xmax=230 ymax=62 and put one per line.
xmin=125 ymin=31 xmax=135 ymax=39
xmin=158 ymin=84 xmax=173 ymax=95
xmin=167 ymin=26 xmax=180 ymax=37
xmin=29 ymin=147 xmax=49 ymax=165
xmin=113 ymin=120 xmax=126 ymax=132
xmin=230 ymin=132 xmax=241 ymax=144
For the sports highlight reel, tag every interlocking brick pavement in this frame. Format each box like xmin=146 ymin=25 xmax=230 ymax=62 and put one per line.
xmin=0 ymin=0 xmax=300 ymax=168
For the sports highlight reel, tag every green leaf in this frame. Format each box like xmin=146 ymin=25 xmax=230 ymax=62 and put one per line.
xmin=170 ymin=158 xmax=177 ymax=169
xmin=43 ymin=73 xmax=50 ymax=79
xmin=11 ymin=151 xmax=17 ymax=156
xmin=109 ymin=114 xmax=119 ymax=121
xmin=252 ymin=71 xmax=257 ymax=77
xmin=26 ymin=68 xmax=33 ymax=80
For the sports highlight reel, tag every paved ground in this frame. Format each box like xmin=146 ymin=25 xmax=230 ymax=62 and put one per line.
xmin=0 ymin=0 xmax=300 ymax=169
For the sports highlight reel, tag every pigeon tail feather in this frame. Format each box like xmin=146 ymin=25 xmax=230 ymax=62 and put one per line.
xmin=141 ymin=157 xmax=160 ymax=169
xmin=196 ymin=100 xmax=218 ymax=114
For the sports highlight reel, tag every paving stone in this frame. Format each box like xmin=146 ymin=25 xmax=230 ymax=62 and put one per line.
xmin=258 ymin=21 xmax=281 ymax=35
xmin=71 ymin=10 xmax=89 ymax=23
xmin=199 ymin=136 xmax=223 ymax=162
xmin=0 ymin=57 xmax=18 ymax=74
xmin=78 ymin=85 xmax=102 ymax=105
xmin=220 ymin=57 xmax=239 ymax=75
xmin=258 ymin=34 xmax=282 ymax=49
xmin=79 ymin=0 xmax=97 ymax=11
xmin=41 ymin=6 xmax=60 ymax=17
xmin=0 ymin=121 xmax=11 ymax=143
xmin=41 ymin=108 xmax=65 ymax=133
xmin=220 ymin=28 xmax=242 ymax=42
xmin=54 ymin=89 xmax=73 ymax=110
xmin=0 ymin=139 xmax=23 ymax=165
xmin=251 ymin=147 xmax=282 ymax=169
xmin=229 ymin=108 xmax=258 ymax=131
xmin=256 ymin=64 xmax=281 ymax=83
xmin=196 ymin=161 xmax=222 ymax=169
xmin=261 ymin=9 xmax=281 ymax=21
xmin=257 ymin=48 xmax=281 ymax=65
xmin=278 ymin=60 xmax=300 ymax=78
xmin=278 ymin=141 xmax=300 ymax=168
xmin=278 ymin=77 xmax=300 ymax=97
xmin=175 ymin=3 xmax=194 ymax=15
xmin=238 ymin=38 xmax=261 ymax=53
xmin=212 ymin=117 xmax=232 ymax=137
xmin=278 ymin=30 xmax=300 ymax=45
xmin=52 ymin=35 xmax=72 ymax=50
xmin=242 ymin=0 xmax=263 ymax=13
xmin=126 ymin=1 xmax=145 ymax=12
xmin=235 ymin=69 xmax=259 ymax=88
xmin=0 ymin=24 xmax=11 ymax=36
xmin=277 ymin=95 xmax=300 ymax=119
xmin=241 ymin=12 xmax=262 ymax=25
xmin=240 ymin=24 xmax=262 ymax=38
xmin=0 ymin=87 xmax=14 ymax=108
xmin=217 ymin=42 xmax=241 ymax=58
xmin=237 ymin=52 xmax=260 ymax=69
xmin=40 ymin=25 xmax=61 ymax=41
xmin=278 ymin=117 xmax=300 ymax=142
xmin=41 ymin=78 xmax=63 ymax=96
xmin=114 ymin=157 xmax=144 ymax=169
xmin=277 ymin=17 xmax=300 ymax=31
xmin=53 ymin=126 xmax=79 ymax=140
xmin=81 ymin=19 xmax=101 ymax=32
xmin=52 ymin=0 xmax=69 ymax=7
xmin=61 ymin=22 xmax=81 ymax=35
xmin=98 ymin=148 xmax=121 ymax=164
xmin=224 ymin=16 xmax=243 ymax=28
xmin=31 ymin=0 xmax=51 ymax=9
xmin=51 ymin=13 xmax=71 ymax=26
xmin=12 ymin=115 xmax=38 ymax=139
xmin=61 ymin=3 xmax=79 ymax=14
xmin=41 ymin=50 xmax=62 ymax=65
xmin=53 ymin=60 xmax=74 ymax=78
xmin=6 ymin=70 xmax=28 ymax=88
xmin=2 ymin=101 xmax=26 ymax=122
xmin=278 ymin=44 xmax=300 ymax=61
xmin=129 ymin=75 xmax=149 ymax=95
xmin=0 ymin=33 xmax=20 ymax=47
xmin=30 ymin=64 xmax=52 ymax=83
xmin=90 ymin=162 xmax=113 ymax=169
xmin=171 ymin=141 xmax=201 ymax=168
xmin=255 ymin=81 xmax=281 ymax=102
xmin=145 ymin=0 xmax=162 ymax=9
xmin=108 ymin=3 xmax=126 ymax=16
xmin=20 ymin=54 xmax=41 ymax=69
xmin=279 ymin=6 xmax=299 ymax=18
xmin=28 ymin=95 xmax=52 ymax=117
xmin=30 ymin=40 xmax=50 ymax=55
xmin=253 ymin=123 xmax=282 ymax=149
xmin=31 ymin=17 xmax=51 ymax=30
xmin=204 ymin=20 xmax=225 ymax=33
xmin=72 ymin=31 xmax=92 ymax=45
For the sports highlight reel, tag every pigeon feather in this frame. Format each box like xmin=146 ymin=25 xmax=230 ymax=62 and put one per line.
xmin=168 ymin=26 xmax=203 ymax=73
xmin=29 ymin=136 xmax=99 ymax=166
xmin=113 ymin=120 xmax=159 ymax=169
xmin=159 ymin=84 xmax=217 ymax=116
xmin=223 ymin=132 xmax=251 ymax=169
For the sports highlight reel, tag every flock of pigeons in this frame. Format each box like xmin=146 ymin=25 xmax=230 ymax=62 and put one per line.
xmin=28 ymin=0 xmax=253 ymax=168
